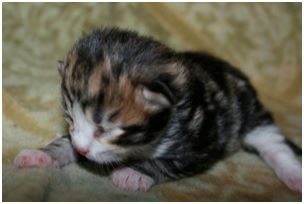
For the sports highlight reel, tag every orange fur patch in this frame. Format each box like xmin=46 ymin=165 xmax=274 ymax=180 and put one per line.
xmin=103 ymin=76 xmax=149 ymax=126
xmin=88 ymin=62 xmax=105 ymax=97
xmin=63 ymin=49 xmax=78 ymax=96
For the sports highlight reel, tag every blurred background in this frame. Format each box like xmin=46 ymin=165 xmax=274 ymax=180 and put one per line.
xmin=2 ymin=2 xmax=301 ymax=201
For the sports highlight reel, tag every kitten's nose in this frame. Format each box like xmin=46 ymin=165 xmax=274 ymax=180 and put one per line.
xmin=77 ymin=148 xmax=89 ymax=156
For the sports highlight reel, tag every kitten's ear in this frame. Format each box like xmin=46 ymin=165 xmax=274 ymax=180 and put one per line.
xmin=138 ymin=86 xmax=171 ymax=113
xmin=57 ymin=60 xmax=64 ymax=77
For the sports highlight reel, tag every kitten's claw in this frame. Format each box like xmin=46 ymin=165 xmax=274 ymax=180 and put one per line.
xmin=111 ymin=167 xmax=154 ymax=192
xmin=14 ymin=149 xmax=58 ymax=168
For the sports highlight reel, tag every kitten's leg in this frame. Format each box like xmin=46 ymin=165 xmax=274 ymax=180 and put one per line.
xmin=111 ymin=158 xmax=193 ymax=192
xmin=14 ymin=135 xmax=77 ymax=168
xmin=244 ymin=125 xmax=302 ymax=192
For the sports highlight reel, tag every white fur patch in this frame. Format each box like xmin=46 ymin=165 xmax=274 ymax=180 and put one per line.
xmin=107 ymin=128 xmax=125 ymax=138
xmin=71 ymin=102 xmax=95 ymax=150
xmin=244 ymin=125 xmax=302 ymax=192
xmin=244 ymin=125 xmax=283 ymax=146
xmin=86 ymin=142 xmax=123 ymax=164
xmin=69 ymin=102 xmax=126 ymax=164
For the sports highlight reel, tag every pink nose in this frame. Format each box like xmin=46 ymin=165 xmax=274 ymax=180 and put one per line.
xmin=77 ymin=148 xmax=89 ymax=156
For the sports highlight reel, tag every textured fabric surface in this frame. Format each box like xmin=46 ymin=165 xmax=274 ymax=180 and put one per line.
xmin=2 ymin=2 xmax=301 ymax=201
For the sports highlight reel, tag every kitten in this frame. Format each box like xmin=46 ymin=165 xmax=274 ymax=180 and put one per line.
xmin=14 ymin=28 xmax=302 ymax=192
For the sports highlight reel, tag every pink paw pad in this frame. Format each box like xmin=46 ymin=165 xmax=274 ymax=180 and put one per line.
xmin=14 ymin=149 xmax=57 ymax=168
xmin=111 ymin=167 xmax=154 ymax=192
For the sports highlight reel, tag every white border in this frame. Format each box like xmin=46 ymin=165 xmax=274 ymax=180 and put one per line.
xmin=1 ymin=0 xmax=303 ymax=2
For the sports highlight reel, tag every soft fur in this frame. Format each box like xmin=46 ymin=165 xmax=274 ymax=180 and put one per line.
xmin=14 ymin=28 xmax=302 ymax=192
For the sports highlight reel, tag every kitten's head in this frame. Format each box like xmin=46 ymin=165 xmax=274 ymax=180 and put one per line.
xmin=58 ymin=28 xmax=187 ymax=164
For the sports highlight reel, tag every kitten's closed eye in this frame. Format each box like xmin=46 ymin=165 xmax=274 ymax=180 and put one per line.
xmin=108 ymin=110 xmax=120 ymax=122
xmin=93 ymin=112 xmax=103 ymax=124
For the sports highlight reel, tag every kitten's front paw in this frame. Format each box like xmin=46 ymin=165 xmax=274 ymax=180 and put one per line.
xmin=14 ymin=149 xmax=58 ymax=168
xmin=111 ymin=167 xmax=154 ymax=192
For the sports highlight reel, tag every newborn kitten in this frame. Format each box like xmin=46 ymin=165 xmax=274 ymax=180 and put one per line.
xmin=14 ymin=28 xmax=302 ymax=192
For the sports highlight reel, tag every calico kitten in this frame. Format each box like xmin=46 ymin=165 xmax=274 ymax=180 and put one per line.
xmin=14 ymin=28 xmax=302 ymax=192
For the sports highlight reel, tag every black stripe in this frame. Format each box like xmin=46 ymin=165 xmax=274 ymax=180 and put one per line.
xmin=284 ymin=139 xmax=302 ymax=156
xmin=122 ymin=125 xmax=145 ymax=134
xmin=62 ymin=82 xmax=73 ymax=106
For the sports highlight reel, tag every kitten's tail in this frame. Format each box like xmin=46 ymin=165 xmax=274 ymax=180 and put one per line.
xmin=243 ymin=125 xmax=302 ymax=192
